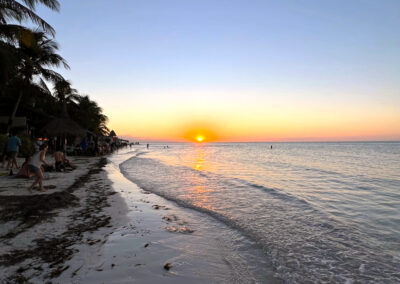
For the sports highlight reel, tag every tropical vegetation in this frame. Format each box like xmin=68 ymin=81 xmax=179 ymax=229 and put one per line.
xmin=0 ymin=0 xmax=109 ymax=137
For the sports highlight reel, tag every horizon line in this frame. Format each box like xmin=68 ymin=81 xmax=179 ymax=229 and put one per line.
xmin=121 ymin=139 xmax=400 ymax=143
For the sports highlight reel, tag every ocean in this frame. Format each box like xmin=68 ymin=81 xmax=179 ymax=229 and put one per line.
xmin=119 ymin=142 xmax=400 ymax=283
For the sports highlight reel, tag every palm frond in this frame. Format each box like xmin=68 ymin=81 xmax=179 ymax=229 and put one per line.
xmin=0 ymin=0 xmax=56 ymax=35
xmin=0 ymin=23 xmax=33 ymax=43
xmin=37 ymin=77 xmax=50 ymax=93
xmin=21 ymin=0 xmax=59 ymax=11
xmin=39 ymin=67 xmax=64 ymax=82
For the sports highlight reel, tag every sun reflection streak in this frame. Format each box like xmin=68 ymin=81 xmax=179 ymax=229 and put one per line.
xmin=194 ymin=148 xmax=205 ymax=171
xmin=180 ymin=148 xmax=216 ymax=211
xmin=181 ymin=183 xmax=216 ymax=211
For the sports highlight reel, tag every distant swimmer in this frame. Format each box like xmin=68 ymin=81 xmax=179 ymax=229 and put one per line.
xmin=147 ymin=144 xmax=149 ymax=149
xmin=270 ymin=145 xmax=273 ymax=149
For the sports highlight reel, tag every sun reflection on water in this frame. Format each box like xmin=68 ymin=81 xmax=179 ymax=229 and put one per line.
xmin=194 ymin=148 xmax=205 ymax=171
xmin=182 ymin=148 xmax=215 ymax=210
xmin=191 ymin=185 xmax=215 ymax=211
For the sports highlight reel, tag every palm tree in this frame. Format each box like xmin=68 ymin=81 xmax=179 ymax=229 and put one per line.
xmin=0 ymin=0 xmax=59 ymax=36
xmin=53 ymin=79 xmax=79 ymax=115
xmin=0 ymin=0 xmax=59 ymax=81
xmin=0 ymin=0 xmax=61 ymax=132
xmin=6 ymin=30 xmax=68 ymax=132
xmin=41 ymin=80 xmax=84 ymax=151
xmin=72 ymin=95 xmax=109 ymax=136
xmin=0 ymin=40 xmax=18 ymax=87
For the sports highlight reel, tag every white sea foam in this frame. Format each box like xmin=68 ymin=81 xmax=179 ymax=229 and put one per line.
xmin=120 ymin=142 xmax=400 ymax=283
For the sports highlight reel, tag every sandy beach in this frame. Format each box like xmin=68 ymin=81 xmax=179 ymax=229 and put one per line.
xmin=2 ymin=144 xmax=398 ymax=283
xmin=0 ymin=149 xmax=278 ymax=283
xmin=2 ymin=0 xmax=398 ymax=282
xmin=0 ymin=155 xmax=129 ymax=283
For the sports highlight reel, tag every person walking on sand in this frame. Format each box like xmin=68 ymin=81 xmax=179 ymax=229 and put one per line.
xmin=28 ymin=144 xmax=51 ymax=193
xmin=6 ymin=132 xmax=21 ymax=170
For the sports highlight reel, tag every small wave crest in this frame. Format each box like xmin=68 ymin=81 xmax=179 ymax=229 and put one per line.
xmin=118 ymin=153 xmax=400 ymax=283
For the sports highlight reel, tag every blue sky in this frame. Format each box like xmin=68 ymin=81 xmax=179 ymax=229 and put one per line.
xmin=35 ymin=0 xmax=400 ymax=140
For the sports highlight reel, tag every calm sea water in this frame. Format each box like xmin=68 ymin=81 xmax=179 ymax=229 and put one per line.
xmin=120 ymin=142 xmax=400 ymax=283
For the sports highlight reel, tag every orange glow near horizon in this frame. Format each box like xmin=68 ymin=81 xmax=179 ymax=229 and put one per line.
xmin=104 ymin=100 xmax=400 ymax=142
xmin=180 ymin=121 xmax=220 ymax=143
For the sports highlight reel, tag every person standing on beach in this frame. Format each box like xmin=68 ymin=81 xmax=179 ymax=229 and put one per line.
xmin=28 ymin=144 xmax=51 ymax=192
xmin=6 ymin=132 xmax=21 ymax=170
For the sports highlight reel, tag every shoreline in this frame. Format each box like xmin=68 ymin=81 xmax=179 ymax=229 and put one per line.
xmin=84 ymin=149 xmax=278 ymax=283
xmin=0 ymin=149 xmax=279 ymax=283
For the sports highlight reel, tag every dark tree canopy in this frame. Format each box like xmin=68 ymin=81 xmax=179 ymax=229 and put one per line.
xmin=0 ymin=0 xmax=110 ymax=137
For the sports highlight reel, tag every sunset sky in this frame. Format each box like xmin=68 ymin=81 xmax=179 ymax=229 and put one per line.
xmin=38 ymin=0 xmax=400 ymax=142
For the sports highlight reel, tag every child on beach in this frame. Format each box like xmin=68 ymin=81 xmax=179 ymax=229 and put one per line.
xmin=28 ymin=144 xmax=51 ymax=192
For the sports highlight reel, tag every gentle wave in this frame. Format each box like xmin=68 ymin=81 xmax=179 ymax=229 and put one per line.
xmin=119 ymin=143 xmax=400 ymax=283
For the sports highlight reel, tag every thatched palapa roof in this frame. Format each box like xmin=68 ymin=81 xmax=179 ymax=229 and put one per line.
xmin=41 ymin=106 xmax=85 ymax=136
xmin=41 ymin=117 xmax=86 ymax=136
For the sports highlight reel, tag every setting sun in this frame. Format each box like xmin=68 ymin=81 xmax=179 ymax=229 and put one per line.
xmin=196 ymin=136 xmax=204 ymax=142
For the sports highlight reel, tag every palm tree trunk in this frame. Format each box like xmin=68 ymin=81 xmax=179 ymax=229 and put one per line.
xmin=61 ymin=99 xmax=69 ymax=118
xmin=7 ymin=89 xmax=23 ymax=133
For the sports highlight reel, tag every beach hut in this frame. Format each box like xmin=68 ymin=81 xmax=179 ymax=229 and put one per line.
xmin=41 ymin=116 xmax=85 ymax=137
xmin=41 ymin=110 xmax=85 ymax=153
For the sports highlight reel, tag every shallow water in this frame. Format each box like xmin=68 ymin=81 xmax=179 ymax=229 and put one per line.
xmin=120 ymin=142 xmax=400 ymax=283
xmin=101 ymin=150 xmax=278 ymax=283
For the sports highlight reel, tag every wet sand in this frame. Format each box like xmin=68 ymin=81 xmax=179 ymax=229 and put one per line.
xmin=68 ymin=150 xmax=278 ymax=283
xmin=0 ymin=151 xmax=279 ymax=283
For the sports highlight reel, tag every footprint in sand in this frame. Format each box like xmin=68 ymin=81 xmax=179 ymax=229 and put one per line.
xmin=165 ymin=225 xmax=194 ymax=234
xmin=162 ymin=214 xmax=178 ymax=222
xmin=152 ymin=204 xmax=170 ymax=210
